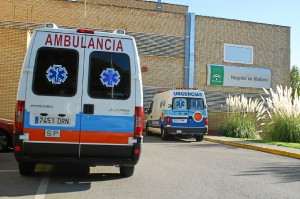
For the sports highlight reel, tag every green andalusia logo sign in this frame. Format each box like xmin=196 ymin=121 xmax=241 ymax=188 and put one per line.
xmin=210 ymin=65 xmax=224 ymax=85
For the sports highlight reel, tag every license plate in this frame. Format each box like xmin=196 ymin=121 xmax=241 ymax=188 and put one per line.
xmin=173 ymin=119 xmax=187 ymax=123
xmin=35 ymin=116 xmax=72 ymax=126
xmin=45 ymin=130 xmax=60 ymax=138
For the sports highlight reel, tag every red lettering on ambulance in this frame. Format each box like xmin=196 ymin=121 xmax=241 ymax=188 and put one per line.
xmin=73 ymin=36 xmax=79 ymax=48
xmin=45 ymin=34 xmax=52 ymax=45
xmin=105 ymin=39 xmax=111 ymax=50
xmin=87 ymin=37 xmax=95 ymax=49
xmin=44 ymin=33 xmax=123 ymax=51
xmin=54 ymin=34 xmax=63 ymax=46
xmin=116 ymin=40 xmax=123 ymax=51
xmin=96 ymin=38 xmax=103 ymax=49
xmin=81 ymin=36 xmax=86 ymax=48
xmin=64 ymin=35 xmax=71 ymax=47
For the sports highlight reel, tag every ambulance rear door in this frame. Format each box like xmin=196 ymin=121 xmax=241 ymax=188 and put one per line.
xmin=79 ymin=34 xmax=137 ymax=159
xmin=22 ymin=29 xmax=84 ymax=157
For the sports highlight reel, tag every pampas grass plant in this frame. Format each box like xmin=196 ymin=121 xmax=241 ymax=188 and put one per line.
xmin=224 ymin=94 xmax=265 ymax=139
xmin=224 ymin=85 xmax=300 ymax=143
xmin=262 ymin=85 xmax=300 ymax=142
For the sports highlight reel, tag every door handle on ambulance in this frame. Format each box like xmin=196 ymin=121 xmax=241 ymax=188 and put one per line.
xmin=83 ymin=104 xmax=94 ymax=114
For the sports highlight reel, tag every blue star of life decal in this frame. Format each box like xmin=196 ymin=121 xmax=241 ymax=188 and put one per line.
xmin=176 ymin=99 xmax=185 ymax=108
xmin=100 ymin=68 xmax=121 ymax=87
xmin=46 ymin=65 xmax=68 ymax=84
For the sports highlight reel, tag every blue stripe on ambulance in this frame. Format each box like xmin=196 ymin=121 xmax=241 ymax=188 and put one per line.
xmin=24 ymin=110 xmax=134 ymax=132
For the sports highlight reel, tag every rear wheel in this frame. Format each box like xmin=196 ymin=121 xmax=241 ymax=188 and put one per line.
xmin=19 ymin=162 xmax=36 ymax=176
xmin=78 ymin=165 xmax=90 ymax=176
xmin=161 ymin=126 xmax=168 ymax=140
xmin=0 ymin=130 xmax=11 ymax=152
xmin=120 ymin=166 xmax=134 ymax=177
xmin=195 ymin=135 xmax=204 ymax=142
xmin=145 ymin=124 xmax=152 ymax=136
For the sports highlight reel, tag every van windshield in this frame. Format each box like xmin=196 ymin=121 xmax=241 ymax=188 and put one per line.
xmin=172 ymin=98 xmax=204 ymax=110
xmin=32 ymin=47 xmax=79 ymax=97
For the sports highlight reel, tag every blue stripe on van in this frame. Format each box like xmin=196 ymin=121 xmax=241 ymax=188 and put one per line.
xmin=24 ymin=110 xmax=134 ymax=132
xmin=81 ymin=114 xmax=134 ymax=132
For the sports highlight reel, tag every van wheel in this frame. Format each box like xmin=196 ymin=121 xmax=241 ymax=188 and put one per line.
xmin=145 ymin=124 xmax=152 ymax=136
xmin=0 ymin=130 xmax=11 ymax=152
xmin=19 ymin=162 xmax=36 ymax=176
xmin=78 ymin=165 xmax=90 ymax=176
xmin=161 ymin=126 xmax=168 ymax=140
xmin=195 ymin=135 xmax=204 ymax=142
xmin=120 ymin=166 xmax=134 ymax=177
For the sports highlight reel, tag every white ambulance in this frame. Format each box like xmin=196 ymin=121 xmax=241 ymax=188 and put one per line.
xmin=14 ymin=24 xmax=144 ymax=177
xmin=146 ymin=89 xmax=208 ymax=141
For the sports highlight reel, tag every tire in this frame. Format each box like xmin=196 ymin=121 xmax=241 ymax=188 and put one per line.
xmin=120 ymin=166 xmax=134 ymax=177
xmin=195 ymin=135 xmax=204 ymax=142
xmin=160 ymin=126 xmax=168 ymax=140
xmin=78 ymin=165 xmax=90 ymax=176
xmin=0 ymin=130 xmax=11 ymax=152
xmin=145 ymin=124 xmax=152 ymax=136
xmin=19 ymin=162 xmax=36 ymax=176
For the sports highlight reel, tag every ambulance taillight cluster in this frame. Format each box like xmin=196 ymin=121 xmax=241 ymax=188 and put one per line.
xmin=14 ymin=101 xmax=25 ymax=133
xmin=134 ymin=107 xmax=144 ymax=137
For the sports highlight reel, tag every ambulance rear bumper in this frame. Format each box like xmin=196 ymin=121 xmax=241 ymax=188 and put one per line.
xmin=13 ymin=134 xmax=141 ymax=166
xmin=165 ymin=126 xmax=208 ymax=137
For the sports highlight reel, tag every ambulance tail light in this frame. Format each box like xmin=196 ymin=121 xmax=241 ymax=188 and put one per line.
xmin=166 ymin=116 xmax=171 ymax=125
xmin=77 ymin=29 xmax=94 ymax=34
xmin=15 ymin=101 xmax=25 ymax=133
xmin=134 ymin=107 xmax=144 ymax=136
xmin=205 ymin=117 xmax=208 ymax=127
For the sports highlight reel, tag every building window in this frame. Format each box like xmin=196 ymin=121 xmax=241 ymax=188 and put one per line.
xmin=224 ymin=43 xmax=253 ymax=64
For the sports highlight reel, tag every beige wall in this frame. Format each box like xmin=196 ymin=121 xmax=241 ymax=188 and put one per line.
xmin=141 ymin=56 xmax=184 ymax=87
xmin=0 ymin=0 xmax=291 ymax=129
xmin=0 ymin=28 xmax=27 ymax=120
xmin=195 ymin=16 xmax=290 ymax=93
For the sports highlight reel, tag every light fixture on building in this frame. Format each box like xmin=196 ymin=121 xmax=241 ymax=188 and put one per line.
xmin=67 ymin=0 xmax=78 ymax=2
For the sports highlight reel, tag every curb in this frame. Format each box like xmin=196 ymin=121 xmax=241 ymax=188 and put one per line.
xmin=204 ymin=137 xmax=300 ymax=160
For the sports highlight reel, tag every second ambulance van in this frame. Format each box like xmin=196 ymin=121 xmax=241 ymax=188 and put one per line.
xmin=146 ymin=89 xmax=208 ymax=141
xmin=14 ymin=24 xmax=144 ymax=177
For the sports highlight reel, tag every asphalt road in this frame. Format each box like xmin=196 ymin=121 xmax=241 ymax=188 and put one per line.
xmin=0 ymin=136 xmax=299 ymax=199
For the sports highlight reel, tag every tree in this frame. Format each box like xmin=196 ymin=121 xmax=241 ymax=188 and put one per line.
xmin=290 ymin=65 xmax=300 ymax=99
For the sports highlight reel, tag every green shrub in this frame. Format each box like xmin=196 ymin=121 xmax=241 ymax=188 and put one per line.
xmin=223 ymin=113 xmax=259 ymax=139
xmin=264 ymin=115 xmax=300 ymax=143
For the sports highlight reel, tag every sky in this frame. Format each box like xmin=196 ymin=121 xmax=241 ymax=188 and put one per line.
xmin=160 ymin=0 xmax=299 ymax=68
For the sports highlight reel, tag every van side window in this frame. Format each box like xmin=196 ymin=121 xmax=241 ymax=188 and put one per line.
xmin=88 ymin=51 xmax=130 ymax=99
xmin=32 ymin=47 xmax=79 ymax=97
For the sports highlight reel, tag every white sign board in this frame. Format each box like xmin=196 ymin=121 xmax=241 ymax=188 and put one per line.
xmin=207 ymin=64 xmax=271 ymax=89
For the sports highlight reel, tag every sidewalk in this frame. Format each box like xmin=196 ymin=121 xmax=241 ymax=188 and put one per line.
xmin=204 ymin=135 xmax=300 ymax=159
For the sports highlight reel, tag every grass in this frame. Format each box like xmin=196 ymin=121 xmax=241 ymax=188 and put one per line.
xmin=243 ymin=138 xmax=300 ymax=150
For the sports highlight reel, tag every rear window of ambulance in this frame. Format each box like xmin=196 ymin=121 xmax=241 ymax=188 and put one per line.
xmin=88 ymin=51 xmax=131 ymax=100
xmin=32 ymin=47 xmax=79 ymax=97
xmin=172 ymin=98 xmax=204 ymax=110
